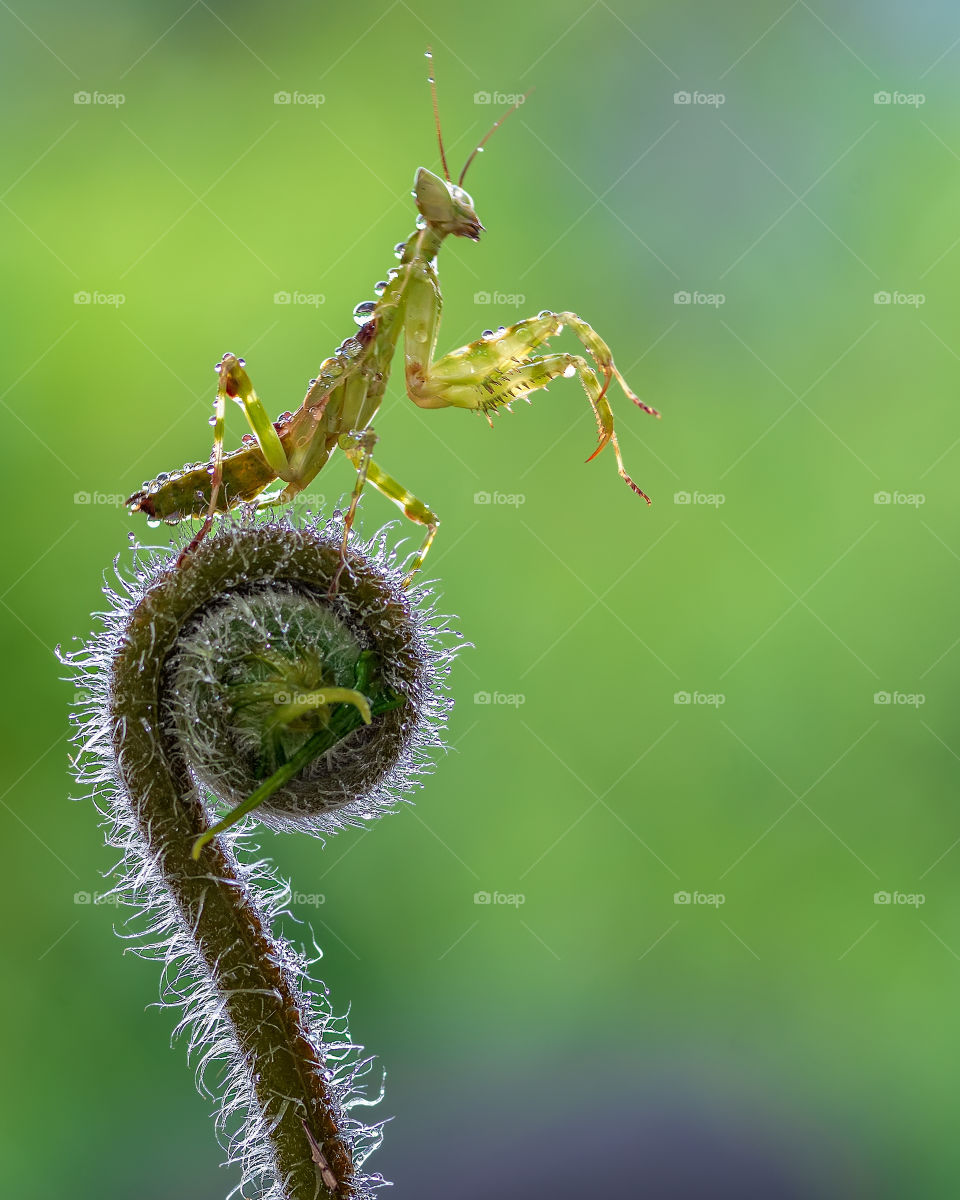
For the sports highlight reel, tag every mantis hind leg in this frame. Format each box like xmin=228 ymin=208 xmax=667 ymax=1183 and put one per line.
xmin=339 ymin=431 xmax=440 ymax=586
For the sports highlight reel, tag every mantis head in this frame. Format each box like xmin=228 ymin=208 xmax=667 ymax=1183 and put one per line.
xmin=419 ymin=48 xmax=528 ymax=243
xmin=413 ymin=168 xmax=483 ymax=240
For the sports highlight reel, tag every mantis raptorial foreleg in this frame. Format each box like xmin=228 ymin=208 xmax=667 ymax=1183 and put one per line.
xmin=400 ymin=268 xmax=659 ymax=500
xmin=178 ymin=354 xmax=295 ymax=560
xmin=339 ymin=430 xmax=440 ymax=581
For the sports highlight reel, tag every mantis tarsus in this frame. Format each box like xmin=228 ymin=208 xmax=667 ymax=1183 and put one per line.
xmin=127 ymin=52 xmax=660 ymax=581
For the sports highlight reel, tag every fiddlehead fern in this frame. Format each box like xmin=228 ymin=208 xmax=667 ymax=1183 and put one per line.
xmin=63 ymin=513 xmax=458 ymax=1199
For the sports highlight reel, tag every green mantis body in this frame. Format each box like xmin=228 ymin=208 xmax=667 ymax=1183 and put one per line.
xmin=128 ymin=78 xmax=660 ymax=579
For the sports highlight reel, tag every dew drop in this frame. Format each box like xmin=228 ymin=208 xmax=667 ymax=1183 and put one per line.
xmin=208 ymin=416 xmax=217 ymax=425
xmin=374 ymin=280 xmax=388 ymax=295
xmin=146 ymin=517 xmax=161 ymax=529
xmin=416 ymin=214 xmax=427 ymax=230
xmin=393 ymin=242 xmax=406 ymax=258
xmin=538 ymin=309 xmax=552 ymax=319
xmin=482 ymin=329 xmax=494 ymax=339
xmin=353 ymin=300 xmax=377 ymax=324
xmin=238 ymin=358 xmax=246 ymax=367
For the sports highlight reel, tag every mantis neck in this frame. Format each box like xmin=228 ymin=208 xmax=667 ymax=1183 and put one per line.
xmin=400 ymin=224 xmax=446 ymax=268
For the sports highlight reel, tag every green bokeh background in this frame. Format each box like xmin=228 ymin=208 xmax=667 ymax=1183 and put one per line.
xmin=3 ymin=1 xmax=959 ymax=1195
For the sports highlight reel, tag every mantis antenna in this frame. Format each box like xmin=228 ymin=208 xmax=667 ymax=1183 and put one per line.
xmin=425 ymin=47 xmax=452 ymax=183
xmin=459 ymin=89 xmax=533 ymax=186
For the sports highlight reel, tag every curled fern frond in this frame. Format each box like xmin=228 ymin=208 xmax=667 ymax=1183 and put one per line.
xmin=62 ymin=511 xmax=461 ymax=1199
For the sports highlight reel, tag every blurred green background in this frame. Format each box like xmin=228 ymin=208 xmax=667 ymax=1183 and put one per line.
xmin=2 ymin=0 xmax=959 ymax=1195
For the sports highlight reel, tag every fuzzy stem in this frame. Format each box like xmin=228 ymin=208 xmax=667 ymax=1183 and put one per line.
xmin=110 ymin=536 xmax=372 ymax=1199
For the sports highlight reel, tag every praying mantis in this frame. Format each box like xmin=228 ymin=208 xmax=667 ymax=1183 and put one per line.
xmin=127 ymin=52 xmax=660 ymax=580
xmin=128 ymin=54 xmax=662 ymax=854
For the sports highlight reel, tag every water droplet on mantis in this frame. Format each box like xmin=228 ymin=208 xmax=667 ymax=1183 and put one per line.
xmin=353 ymin=301 xmax=377 ymax=324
